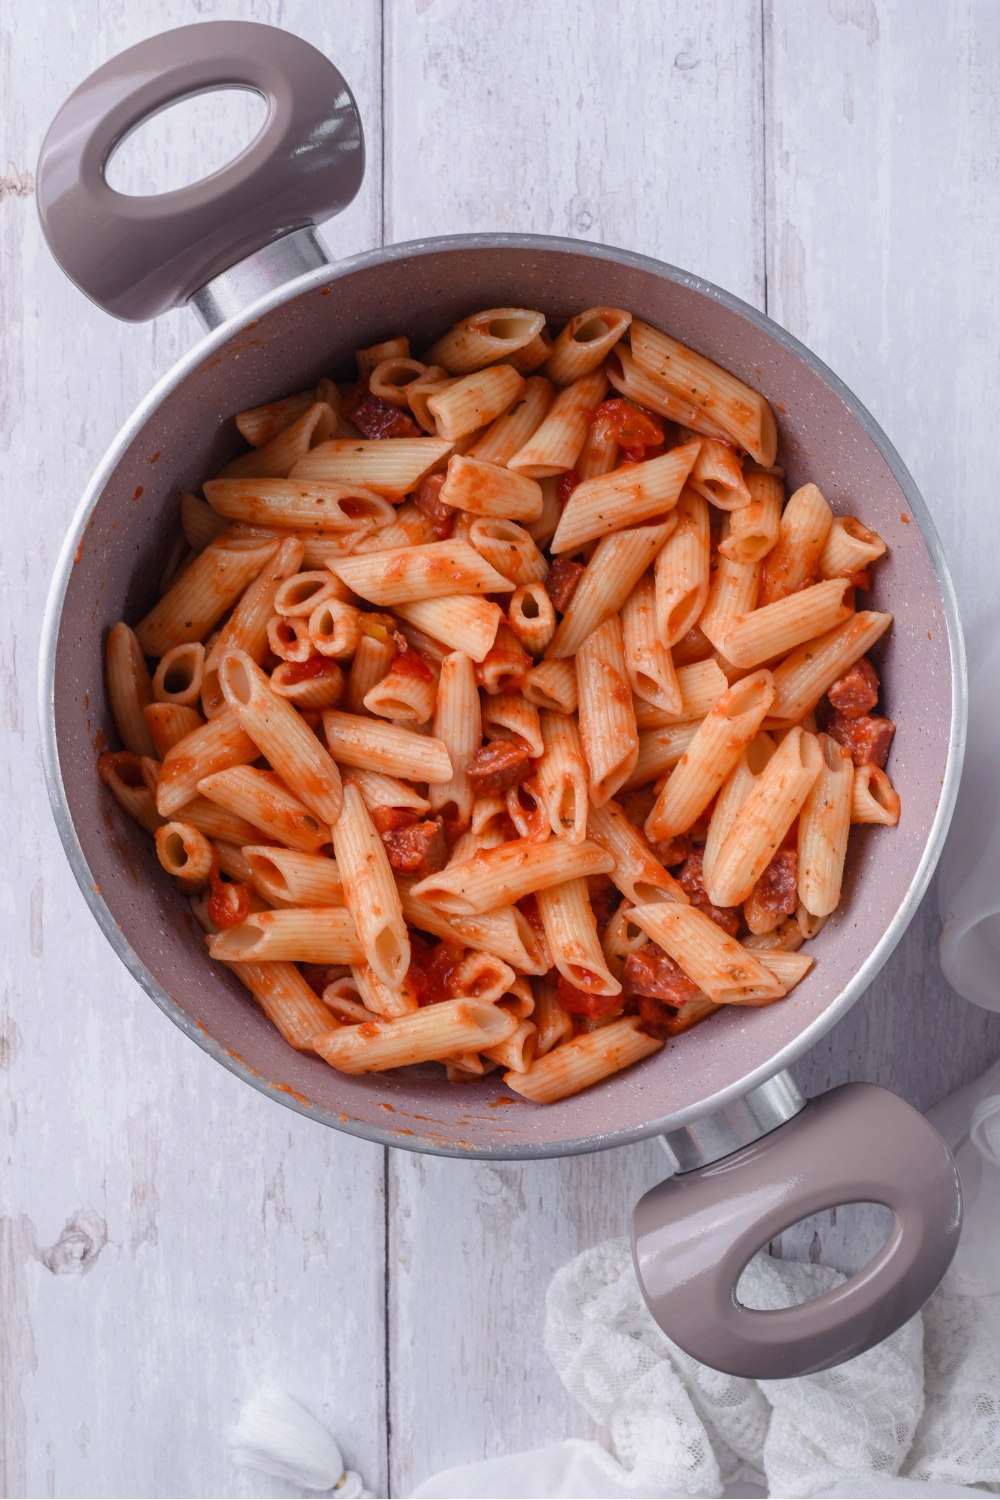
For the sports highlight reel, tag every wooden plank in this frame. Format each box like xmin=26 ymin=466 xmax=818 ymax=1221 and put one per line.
xmin=382 ymin=4 xmax=765 ymax=1492
xmin=0 ymin=2 xmax=388 ymax=1496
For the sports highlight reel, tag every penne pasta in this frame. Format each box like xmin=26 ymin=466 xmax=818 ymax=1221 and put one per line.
xmin=106 ymin=622 xmax=157 ymax=757
xmin=135 ymin=535 xmax=279 ymax=657
xmin=687 ymin=438 xmax=752 ymax=510
xmin=706 ymin=727 xmax=824 ymax=908
xmin=537 ymin=874 xmax=624 ymax=994
xmin=322 ymin=710 xmax=454 ymax=783
xmin=468 ymin=517 xmax=549 ymax=585
xmin=601 ymin=901 xmax=650 ymax=980
xmin=631 ymin=658 xmax=729 ymax=729
xmin=242 ymin=847 xmax=344 ymax=907
xmin=398 ymin=881 xmax=550 ymax=975
xmin=481 ymin=1017 xmax=538 ymax=1074
xmin=629 ymin=320 xmax=778 ymax=465
xmin=369 ymin=357 xmax=427 ymax=407
xmin=155 ymin=821 xmax=216 ymax=893
xmin=522 ymin=658 xmax=578 ymax=715
xmin=759 ymin=483 xmax=834 ymax=606
xmin=424 ymin=309 xmax=547 ymax=374
xmin=542 ymin=306 xmax=632 ymax=386
xmin=143 ymin=702 xmax=204 ymax=757
xmin=331 ymin=782 xmax=410 ymax=988
xmin=342 ymin=768 xmax=431 ymax=816
xmin=576 ymin=614 xmax=639 ymax=806
xmin=226 ymin=960 xmax=338 ymax=1050
xmin=482 ymin=692 xmax=543 ymax=757
xmin=547 ymin=522 xmax=676 ymax=659
xmin=551 ymin=440 xmax=700 ymax=553
xmin=465 ymin=376 xmax=554 ymax=464
xmin=235 ymin=389 xmax=318 ymax=448
xmin=820 ymin=516 xmax=888 ymax=579
xmin=645 ymin=670 xmax=775 ymax=841
xmin=526 ymin=476 xmax=563 ymax=549
xmin=270 ymin=658 xmax=345 ymax=711
xmin=426 ymin=365 xmax=526 ymax=441
xmin=654 ymin=488 xmax=711 ymax=647
xmin=765 ymin=611 xmax=893 ymax=724
xmin=428 ymin=651 xmax=481 ymax=823
xmin=155 ymin=706 xmax=259 ymax=818
xmin=203 ymin=478 xmax=394 ymax=532
xmin=630 ymin=902 xmax=786 ymax=1004
xmin=852 ymin=763 xmax=901 ymax=826
xmin=535 ymin=709 xmax=589 ymax=844
xmin=702 ymin=732 xmax=776 ymax=887
xmin=715 ymin=576 xmax=853 ymax=669
xmin=532 ymin=980 xmax=574 ymax=1055
xmin=364 ymin=669 xmax=437 ymax=725
xmin=622 ymin=572 xmax=682 ymax=714
xmin=97 ymin=751 xmax=165 ymax=835
xmin=410 ymin=836 xmax=615 ymax=915
xmin=719 ymin=469 xmax=783 ymax=565
xmin=504 ymin=1017 xmax=662 ymax=1103
xmin=393 ymin=595 xmax=502 ymax=662
xmin=605 ymin=343 xmax=734 ymax=441
xmin=750 ymin=948 xmax=815 ymax=996
xmin=218 ymin=402 xmax=336 ymax=481
xmin=357 ymin=336 xmax=410 ymax=376
xmin=507 ymin=369 xmax=609 ymax=477
xmin=439 ymin=454 xmax=544 ymax=522
xmin=797 ymin=734 xmax=855 ymax=916
xmin=181 ymin=490 xmax=229 ymax=551
xmin=330 ymin=540 xmax=513 ymax=605
xmin=586 ymin=799 xmax=687 ymax=906
xmin=152 ymin=642 xmax=204 ymax=707
xmin=212 ymin=908 xmax=364 ymax=963
xmin=508 ymin=582 xmax=557 ymax=655
xmin=197 ymin=766 xmax=330 ymax=852
xmin=350 ymin=962 xmax=420 ymax=1019
xmin=698 ymin=550 xmax=761 ymax=652
xmin=623 ymin=721 xmax=702 ymax=790
xmin=289 ymin=437 xmax=452 ymax=498
xmin=312 ymin=998 xmax=517 ymax=1074
xmin=309 ymin=599 xmax=362 ymax=659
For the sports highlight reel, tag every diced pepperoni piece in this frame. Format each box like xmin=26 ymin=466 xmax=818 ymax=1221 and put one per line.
xmin=652 ymin=834 xmax=693 ymax=868
xmin=545 ymin=556 xmax=585 ymax=613
xmin=343 ymin=376 xmax=422 ymax=440
xmin=382 ymin=817 xmax=448 ymax=876
xmin=826 ymin=710 xmax=896 ymax=768
xmin=636 ymin=994 xmax=679 ymax=1027
xmin=369 ymin=805 xmax=421 ymax=834
xmin=411 ymin=473 xmax=455 ymax=538
xmin=827 ymin=656 xmax=880 ymax=719
xmin=751 ymin=849 xmax=798 ymax=917
xmin=622 ymin=942 xmax=700 ymax=1006
xmin=676 ymin=851 xmax=742 ymax=936
xmin=554 ymin=974 xmax=624 ymax=1018
xmin=408 ymin=937 xmax=464 ymax=1005
xmin=466 ymin=741 xmax=532 ymax=796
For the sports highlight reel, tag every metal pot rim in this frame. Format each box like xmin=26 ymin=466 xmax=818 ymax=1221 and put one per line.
xmin=38 ymin=231 xmax=968 ymax=1158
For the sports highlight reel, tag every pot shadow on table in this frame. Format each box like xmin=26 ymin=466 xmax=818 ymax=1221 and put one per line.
xmin=388 ymin=875 xmax=1000 ymax=1492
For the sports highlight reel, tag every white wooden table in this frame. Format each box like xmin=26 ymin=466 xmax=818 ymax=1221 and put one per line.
xmin=4 ymin=2 xmax=1000 ymax=1494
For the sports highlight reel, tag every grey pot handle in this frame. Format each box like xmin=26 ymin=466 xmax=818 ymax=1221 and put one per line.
xmin=632 ymin=1082 xmax=961 ymax=1378
xmin=35 ymin=21 xmax=364 ymax=322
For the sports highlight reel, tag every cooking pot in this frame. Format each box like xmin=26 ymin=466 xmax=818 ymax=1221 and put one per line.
xmin=36 ymin=21 xmax=965 ymax=1379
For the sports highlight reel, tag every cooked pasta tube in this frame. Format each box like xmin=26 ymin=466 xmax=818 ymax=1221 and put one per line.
xmin=577 ymin=614 xmax=639 ymax=806
xmin=797 ymin=734 xmax=855 ymax=916
xmin=526 ymin=477 xmax=563 ymax=549
xmin=393 ymin=596 xmax=502 ymax=662
xmin=522 ymin=658 xmax=578 ymax=714
xmin=198 ymin=766 xmax=329 ymax=852
xmin=312 ymin=998 xmax=518 ymax=1074
xmin=267 ymin=615 xmax=315 ymax=664
xmin=759 ymin=483 xmax=834 ymax=605
xmin=218 ymin=402 xmax=335 ymax=480
xmin=586 ymin=799 xmax=687 ymax=905
xmin=707 ymin=727 xmax=824 ymax=908
xmin=481 ymin=1017 xmax=538 ymax=1074
xmin=698 ymin=552 xmax=761 ymax=652
xmin=508 ymin=583 xmax=556 ymax=654
xmin=322 ymin=977 xmax=377 ymax=1026
xmin=503 ymin=1017 xmax=662 ymax=1104
xmin=551 ymin=441 xmax=699 ymax=553
xmin=332 ymin=782 xmax=410 ymax=988
xmin=289 ymin=437 xmax=452 ymax=498
xmin=154 ymin=822 xmax=215 ymax=893
xmin=210 ymin=908 xmax=364 ymax=963
xmin=820 ymin=516 xmax=888 ymax=578
xmin=426 ymin=365 xmax=526 ymax=440
xmin=202 ymin=538 xmax=306 ymax=688
xmin=219 ymin=650 xmax=343 ymax=826
xmin=357 ymin=335 xmax=410 ymax=375
xmin=342 ymin=768 xmax=430 ymax=815
xmin=270 ymin=659 xmax=345 ymax=711
xmin=547 ymin=522 xmax=675 ymax=659
xmin=605 ymin=343 xmax=734 ymax=441
xmin=630 ymin=903 xmax=786 ymax=1005
xmin=717 ymin=577 xmax=853 ymax=669
xmin=444 ymin=950 xmax=517 ymax=1005
xmin=439 ymin=455 xmax=544 ymax=522
xmin=505 ymin=779 xmax=550 ymax=841
xmin=534 ymin=711 xmax=589 ymax=844
xmin=309 ymin=599 xmax=361 ymax=659
xmin=349 ymin=501 xmax=435 ymax=553
xmin=152 ymin=642 xmax=205 ymax=708
xmin=507 ymin=369 xmax=608 ymax=477
xmin=542 ymin=306 xmax=632 ymax=386
xmin=398 ymin=882 xmax=550 ymax=975
xmin=601 ymin=902 xmax=650 ymax=979
xmin=161 ymin=792 xmax=260 ymax=847
xmin=743 ymin=917 xmax=805 ymax=953
xmin=410 ymin=837 xmax=615 ymax=915
xmin=575 ymin=405 xmax=620 ymax=479
xmin=497 ymin=976 xmax=535 ymax=1018
xmin=135 ymin=535 xmax=279 ymax=657
xmin=466 ymin=376 xmax=554 ymax=463
xmin=424 ymin=309 xmax=547 ymax=374
xmin=364 ymin=670 xmax=437 ymax=725
xmin=622 ymin=573 xmax=682 ymax=714
xmin=241 ymin=848 xmax=344 ymax=907
xmin=322 ymin=710 xmax=453 ymax=783
xmin=106 ymin=622 xmax=156 ymax=757
xmin=645 ymin=670 xmax=775 ymax=841
xmin=405 ymin=370 xmax=454 ymax=433
xmin=181 ymin=490 xmax=229 ymax=551
xmin=766 ymin=611 xmax=893 ymax=724
xmin=633 ymin=659 xmax=729 ymax=729
xmin=427 ymin=651 xmax=480 ymax=823
xmin=235 ymin=389 xmax=319 ymax=447
xmin=156 ymin=706 xmax=259 ymax=817
xmin=687 ymin=439 xmax=752 ymax=510
xmin=508 ymin=328 xmax=554 ymax=374
xmin=274 ymin=570 xmax=350 ymax=617
xmin=702 ymin=732 xmax=776 ymax=886
xmin=226 ymin=960 xmax=339 ymax=1050
xmin=97 ymin=751 xmax=165 ymax=835
xmin=350 ymin=962 xmax=420 ymax=1019
xmin=331 ymin=540 xmax=512 ymax=605
xmin=345 ymin=626 xmax=396 ymax=715
xmin=719 ymin=470 xmax=783 ymax=565
xmin=654 ymin=488 xmax=711 ymax=647
xmin=749 ymin=948 xmax=814 ymax=995
xmin=852 ymin=763 xmax=901 ymax=826
xmin=369 ymin=357 xmax=427 ymax=406
xmin=468 ymin=517 xmax=549 ymax=585
xmin=532 ymin=981 xmax=574 ymax=1055
xmin=629 ymin=321 xmax=778 ymax=465
xmin=623 ymin=722 xmax=701 ymax=789
xmin=143 ymin=703 xmax=204 ymax=757
xmin=203 ymin=478 xmax=394 ymax=532
xmin=482 ymin=692 xmax=543 ymax=756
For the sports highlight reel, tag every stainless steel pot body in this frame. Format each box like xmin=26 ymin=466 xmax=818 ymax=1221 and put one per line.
xmin=40 ymin=231 xmax=964 ymax=1160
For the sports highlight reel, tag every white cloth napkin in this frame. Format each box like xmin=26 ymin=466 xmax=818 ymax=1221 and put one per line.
xmin=938 ymin=630 xmax=1000 ymax=1011
xmin=412 ymin=1058 xmax=1000 ymax=1500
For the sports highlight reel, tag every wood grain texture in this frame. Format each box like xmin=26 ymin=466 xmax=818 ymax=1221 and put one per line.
xmin=3 ymin=0 xmax=1000 ymax=1493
